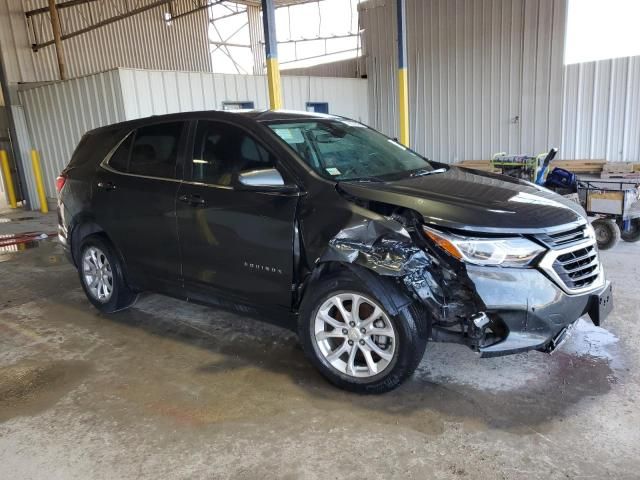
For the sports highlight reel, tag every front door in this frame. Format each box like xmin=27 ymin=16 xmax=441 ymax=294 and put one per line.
xmin=92 ymin=121 xmax=187 ymax=290
xmin=176 ymin=120 xmax=299 ymax=309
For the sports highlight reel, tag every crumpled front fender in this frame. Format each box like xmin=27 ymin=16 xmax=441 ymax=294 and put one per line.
xmin=315 ymin=216 xmax=459 ymax=320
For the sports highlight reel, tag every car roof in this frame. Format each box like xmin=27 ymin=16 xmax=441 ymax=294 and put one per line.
xmin=86 ymin=109 xmax=342 ymax=136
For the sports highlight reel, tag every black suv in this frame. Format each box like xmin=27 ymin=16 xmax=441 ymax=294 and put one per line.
xmin=57 ymin=110 xmax=613 ymax=393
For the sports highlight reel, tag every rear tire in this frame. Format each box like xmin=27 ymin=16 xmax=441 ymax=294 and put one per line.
xmin=78 ymin=235 xmax=138 ymax=313
xmin=619 ymin=218 xmax=640 ymax=243
xmin=298 ymin=270 xmax=428 ymax=394
xmin=592 ymin=219 xmax=620 ymax=250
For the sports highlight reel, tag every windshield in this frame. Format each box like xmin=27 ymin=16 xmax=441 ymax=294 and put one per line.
xmin=266 ymin=119 xmax=439 ymax=181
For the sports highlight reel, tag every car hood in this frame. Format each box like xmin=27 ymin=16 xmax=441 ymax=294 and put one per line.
xmin=338 ymin=167 xmax=587 ymax=233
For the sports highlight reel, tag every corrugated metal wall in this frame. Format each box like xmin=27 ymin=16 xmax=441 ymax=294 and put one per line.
xmin=18 ymin=69 xmax=125 ymax=208
xmin=247 ymin=5 xmax=265 ymax=75
xmin=562 ymin=55 xmax=640 ymax=163
xmin=0 ymin=0 xmax=211 ymax=84
xmin=282 ymin=57 xmax=365 ymax=78
xmin=18 ymin=68 xmax=369 ymax=202
xmin=360 ymin=0 xmax=567 ymax=163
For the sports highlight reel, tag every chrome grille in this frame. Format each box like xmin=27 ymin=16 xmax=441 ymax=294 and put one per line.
xmin=538 ymin=224 xmax=588 ymax=248
xmin=551 ymin=244 xmax=600 ymax=290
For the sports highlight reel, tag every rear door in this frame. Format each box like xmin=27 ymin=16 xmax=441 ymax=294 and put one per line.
xmin=176 ymin=119 xmax=300 ymax=309
xmin=92 ymin=121 xmax=187 ymax=290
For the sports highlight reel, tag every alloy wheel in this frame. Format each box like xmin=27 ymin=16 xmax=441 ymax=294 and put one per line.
xmin=313 ymin=292 xmax=396 ymax=378
xmin=82 ymin=246 xmax=114 ymax=303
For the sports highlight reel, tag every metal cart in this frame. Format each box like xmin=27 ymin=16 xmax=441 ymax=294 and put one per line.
xmin=576 ymin=180 xmax=640 ymax=250
xmin=490 ymin=149 xmax=639 ymax=250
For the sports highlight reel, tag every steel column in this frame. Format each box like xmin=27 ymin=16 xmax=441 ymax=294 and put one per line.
xmin=0 ymin=42 xmax=30 ymax=209
xmin=396 ymin=0 xmax=409 ymax=146
xmin=261 ymin=0 xmax=282 ymax=109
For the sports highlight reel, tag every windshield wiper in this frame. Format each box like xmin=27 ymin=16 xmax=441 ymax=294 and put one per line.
xmin=343 ymin=177 xmax=385 ymax=183
xmin=337 ymin=174 xmax=387 ymax=183
xmin=409 ymin=168 xmax=447 ymax=178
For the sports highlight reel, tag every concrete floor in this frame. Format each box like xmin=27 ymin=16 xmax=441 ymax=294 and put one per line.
xmin=0 ymin=208 xmax=638 ymax=480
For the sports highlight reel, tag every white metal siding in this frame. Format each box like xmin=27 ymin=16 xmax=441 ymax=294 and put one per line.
xmin=360 ymin=0 xmax=567 ymax=163
xmin=18 ymin=68 xmax=369 ymax=202
xmin=562 ymin=55 xmax=640 ymax=162
xmin=18 ymin=69 xmax=126 ymax=204
xmin=117 ymin=69 xmax=369 ymax=122
xmin=1 ymin=0 xmax=211 ymax=84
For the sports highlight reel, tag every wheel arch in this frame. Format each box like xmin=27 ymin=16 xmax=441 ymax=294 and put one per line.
xmin=299 ymin=261 xmax=416 ymax=319
xmin=69 ymin=216 xmax=108 ymax=266
xmin=68 ymin=217 xmax=132 ymax=285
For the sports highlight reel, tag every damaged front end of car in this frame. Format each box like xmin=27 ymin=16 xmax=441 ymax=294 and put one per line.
xmin=296 ymin=192 xmax=611 ymax=358
xmin=306 ymin=208 xmax=513 ymax=355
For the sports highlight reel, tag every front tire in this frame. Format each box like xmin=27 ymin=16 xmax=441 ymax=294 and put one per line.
xmin=78 ymin=235 xmax=138 ymax=313
xmin=298 ymin=271 xmax=428 ymax=393
xmin=592 ymin=218 xmax=620 ymax=250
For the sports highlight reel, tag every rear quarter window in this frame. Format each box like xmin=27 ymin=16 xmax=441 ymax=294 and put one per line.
xmin=67 ymin=128 xmax=130 ymax=170
xmin=108 ymin=133 xmax=133 ymax=172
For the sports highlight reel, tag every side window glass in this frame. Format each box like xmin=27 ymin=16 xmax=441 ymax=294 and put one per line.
xmin=128 ymin=122 xmax=184 ymax=179
xmin=108 ymin=132 xmax=133 ymax=172
xmin=192 ymin=121 xmax=276 ymax=186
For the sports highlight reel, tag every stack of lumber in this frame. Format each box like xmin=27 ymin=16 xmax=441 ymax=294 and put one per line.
xmin=458 ymin=159 xmax=606 ymax=174
xmin=551 ymin=160 xmax=605 ymax=174
xmin=457 ymin=160 xmax=499 ymax=172
xmin=458 ymin=159 xmax=640 ymax=177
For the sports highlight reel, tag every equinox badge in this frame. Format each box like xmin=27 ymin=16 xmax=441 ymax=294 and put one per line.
xmin=244 ymin=261 xmax=283 ymax=275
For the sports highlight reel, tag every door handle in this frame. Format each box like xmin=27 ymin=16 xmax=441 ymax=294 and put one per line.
xmin=178 ymin=194 xmax=206 ymax=207
xmin=97 ymin=181 xmax=116 ymax=191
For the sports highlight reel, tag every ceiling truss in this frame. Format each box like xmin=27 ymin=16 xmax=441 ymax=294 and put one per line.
xmin=26 ymin=0 xmax=225 ymax=51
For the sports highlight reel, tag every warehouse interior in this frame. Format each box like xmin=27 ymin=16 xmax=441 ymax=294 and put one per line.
xmin=1 ymin=0 xmax=639 ymax=478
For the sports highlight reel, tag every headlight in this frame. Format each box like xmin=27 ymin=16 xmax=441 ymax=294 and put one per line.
xmin=423 ymin=226 xmax=545 ymax=267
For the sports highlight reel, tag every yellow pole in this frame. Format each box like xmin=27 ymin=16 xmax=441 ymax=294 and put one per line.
xmin=397 ymin=0 xmax=410 ymax=147
xmin=398 ymin=68 xmax=410 ymax=147
xmin=30 ymin=150 xmax=49 ymax=214
xmin=266 ymin=57 xmax=283 ymax=110
xmin=0 ymin=150 xmax=18 ymax=208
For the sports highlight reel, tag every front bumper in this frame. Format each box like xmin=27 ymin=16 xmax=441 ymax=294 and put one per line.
xmin=465 ymin=264 xmax=612 ymax=357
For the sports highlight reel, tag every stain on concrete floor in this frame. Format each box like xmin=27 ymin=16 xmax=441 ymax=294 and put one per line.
xmin=0 ymin=360 xmax=91 ymax=422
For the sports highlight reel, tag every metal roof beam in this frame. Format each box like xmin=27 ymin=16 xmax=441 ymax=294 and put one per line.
xmin=25 ymin=0 xmax=102 ymax=18
xmin=29 ymin=0 xmax=174 ymax=51
xmin=167 ymin=0 xmax=227 ymax=22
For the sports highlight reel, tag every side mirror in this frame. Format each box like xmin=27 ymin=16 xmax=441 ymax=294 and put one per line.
xmin=237 ymin=168 xmax=299 ymax=193
xmin=238 ymin=168 xmax=285 ymax=186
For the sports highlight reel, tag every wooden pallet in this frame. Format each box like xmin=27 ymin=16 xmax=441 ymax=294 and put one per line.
xmin=603 ymin=163 xmax=634 ymax=172
xmin=600 ymin=172 xmax=640 ymax=179
xmin=601 ymin=163 xmax=635 ymax=178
